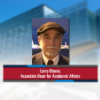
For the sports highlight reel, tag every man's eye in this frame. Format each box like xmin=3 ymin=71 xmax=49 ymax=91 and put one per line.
xmin=55 ymin=37 xmax=59 ymax=38
xmin=46 ymin=37 xmax=49 ymax=39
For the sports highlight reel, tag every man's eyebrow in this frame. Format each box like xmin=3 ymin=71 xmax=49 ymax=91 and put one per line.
xmin=43 ymin=33 xmax=49 ymax=37
xmin=55 ymin=33 xmax=62 ymax=36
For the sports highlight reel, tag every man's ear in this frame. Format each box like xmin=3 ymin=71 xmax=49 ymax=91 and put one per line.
xmin=61 ymin=36 xmax=63 ymax=41
xmin=38 ymin=36 xmax=41 ymax=45
xmin=61 ymin=35 xmax=63 ymax=44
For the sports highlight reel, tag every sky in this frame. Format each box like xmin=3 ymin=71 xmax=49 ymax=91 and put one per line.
xmin=0 ymin=0 xmax=100 ymax=23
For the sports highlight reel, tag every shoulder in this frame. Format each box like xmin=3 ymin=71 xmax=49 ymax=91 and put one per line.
xmin=61 ymin=55 xmax=69 ymax=62
xmin=59 ymin=54 xmax=69 ymax=65
xmin=32 ymin=52 xmax=41 ymax=60
xmin=32 ymin=52 xmax=42 ymax=64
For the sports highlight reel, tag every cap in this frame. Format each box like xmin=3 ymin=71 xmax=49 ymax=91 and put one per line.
xmin=37 ymin=22 xmax=65 ymax=36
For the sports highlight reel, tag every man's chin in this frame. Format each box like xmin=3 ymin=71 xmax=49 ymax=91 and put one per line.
xmin=45 ymin=52 xmax=58 ymax=57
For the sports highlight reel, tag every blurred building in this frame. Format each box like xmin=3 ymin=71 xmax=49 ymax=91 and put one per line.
xmin=95 ymin=8 xmax=100 ymax=44
xmin=0 ymin=5 xmax=59 ymax=63
xmin=0 ymin=0 xmax=100 ymax=63
xmin=46 ymin=1 xmax=100 ymax=46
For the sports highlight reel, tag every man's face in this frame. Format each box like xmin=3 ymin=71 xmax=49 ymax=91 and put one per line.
xmin=38 ymin=28 xmax=63 ymax=59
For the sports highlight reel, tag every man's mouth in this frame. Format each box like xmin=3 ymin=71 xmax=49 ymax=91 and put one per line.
xmin=47 ymin=46 xmax=57 ymax=49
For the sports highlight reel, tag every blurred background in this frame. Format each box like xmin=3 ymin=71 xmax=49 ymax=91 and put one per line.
xmin=0 ymin=0 xmax=100 ymax=100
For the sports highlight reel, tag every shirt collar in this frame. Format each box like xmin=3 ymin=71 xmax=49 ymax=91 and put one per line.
xmin=42 ymin=52 xmax=59 ymax=65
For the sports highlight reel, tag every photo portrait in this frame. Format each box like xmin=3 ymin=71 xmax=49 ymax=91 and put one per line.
xmin=32 ymin=18 xmax=69 ymax=65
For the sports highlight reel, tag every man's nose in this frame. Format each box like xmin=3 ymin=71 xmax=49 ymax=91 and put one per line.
xmin=50 ymin=38 xmax=55 ymax=45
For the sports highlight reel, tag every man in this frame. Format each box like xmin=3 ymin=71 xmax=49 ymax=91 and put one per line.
xmin=32 ymin=22 xmax=69 ymax=65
